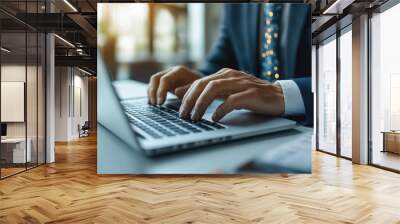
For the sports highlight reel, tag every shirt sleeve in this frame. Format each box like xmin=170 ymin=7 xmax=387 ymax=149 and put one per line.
xmin=275 ymin=80 xmax=306 ymax=116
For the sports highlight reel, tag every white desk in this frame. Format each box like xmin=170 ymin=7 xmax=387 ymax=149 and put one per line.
xmin=97 ymin=80 xmax=312 ymax=174
xmin=1 ymin=138 xmax=31 ymax=163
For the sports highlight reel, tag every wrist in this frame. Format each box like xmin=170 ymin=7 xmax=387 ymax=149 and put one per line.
xmin=272 ymin=82 xmax=285 ymax=115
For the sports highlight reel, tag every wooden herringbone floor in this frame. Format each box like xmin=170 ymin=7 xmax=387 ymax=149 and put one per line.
xmin=1 ymin=134 xmax=400 ymax=224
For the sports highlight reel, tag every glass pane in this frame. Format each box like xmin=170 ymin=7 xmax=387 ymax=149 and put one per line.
xmin=371 ymin=4 xmax=400 ymax=171
xmin=27 ymin=31 xmax=38 ymax=169
xmin=1 ymin=30 xmax=27 ymax=177
xmin=339 ymin=29 xmax=352 ymax=158
xmin=38 ymin=32 xmax=45 ymax=165
xmin=26 ymin=0 xmax=39 ymax=169
xmin=317 ymin=37 xmax=337 ymax=154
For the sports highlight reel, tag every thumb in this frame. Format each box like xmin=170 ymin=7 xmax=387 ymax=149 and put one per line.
xmin=174 ymin=84 xmax=191 ymax=99
xmin=212 ymin=99 xmax=235 ymax=122
xmin=212 ymin=90 xmax=250 ymax=122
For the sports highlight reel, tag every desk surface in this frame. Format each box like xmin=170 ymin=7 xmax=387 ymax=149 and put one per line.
xmin=98 ymin=124 xmax=311 ymax=174
xmin=1 ymin=138 xmax=27 ymax=143
xmin=381 ymin=131 xmax=400 ymax=134
xmin=97 ymin=80 xmax=312 ymax=174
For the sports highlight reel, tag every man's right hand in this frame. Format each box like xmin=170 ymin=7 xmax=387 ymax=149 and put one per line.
xmin=147 ymin=66 xmax=201 ymax=105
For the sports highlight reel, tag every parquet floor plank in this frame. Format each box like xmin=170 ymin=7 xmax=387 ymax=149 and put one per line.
xmin=1 ymin=134 xmax=400 ymax=223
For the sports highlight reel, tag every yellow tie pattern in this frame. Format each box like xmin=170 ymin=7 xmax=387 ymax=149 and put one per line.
xmin=260 ymin=4 xmax=282 ymax=81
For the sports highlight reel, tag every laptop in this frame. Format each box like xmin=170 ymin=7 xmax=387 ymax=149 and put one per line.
xmin=98 ymin=53 xmax=297 ymax=156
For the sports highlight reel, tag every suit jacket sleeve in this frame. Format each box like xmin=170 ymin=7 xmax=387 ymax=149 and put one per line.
xmin=198 ymin=6 xmax=238 ymax=76
xmin=291 ymin=77 xmax=313 ymax=127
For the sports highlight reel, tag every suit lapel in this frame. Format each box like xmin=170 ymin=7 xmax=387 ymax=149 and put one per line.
xmin=280 ymin=5 xmax=308 ymax=78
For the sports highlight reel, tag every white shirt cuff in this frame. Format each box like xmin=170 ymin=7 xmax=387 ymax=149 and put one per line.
xmin=275 ymin=80 xmax=305 ymax=116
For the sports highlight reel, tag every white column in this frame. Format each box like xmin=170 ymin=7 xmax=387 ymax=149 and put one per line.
xmin=352 ymin=14 xmax=369 ymax=164
xmin=46 ymin=32 xmax=55 ymax=163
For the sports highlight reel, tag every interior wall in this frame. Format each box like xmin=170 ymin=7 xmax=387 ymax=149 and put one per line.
xmin=72 ymin=73 xmax=89 ymax=138
xmin=55 ymin=67 xmax=89 ymax=141
xmin=54 ymin=66 xmax=69 ymax=141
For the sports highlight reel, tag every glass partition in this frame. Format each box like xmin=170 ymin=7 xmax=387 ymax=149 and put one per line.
xmin=1 ymin=30 xmax=28 ymax=177
xmin=370 ymin=3 xmax=400 ymax=171
xmin=317 ymin=36 xmax=337 ymax=155
xmin=0 ymin=1 xmax=46 ymax=179
xmin=27 ymin=30 xmax=38 ymax=169
xmin=339 ymin=28 xmax=352 ymax=158
xmin=38 ymin=32 xmax=45 ymax=165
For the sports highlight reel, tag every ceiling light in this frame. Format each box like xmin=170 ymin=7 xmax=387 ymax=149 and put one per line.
xmin=76 ymin=48 xmax=85 ymax=55
xmin=323 ymin=0 xmax=354 ymax=15
xmin=63 ymin=0 xmax=78 ymax=12
xmin=78 ymin=67 xmax=93 ymax=76
xmin=1 ymin=47 xmax=11 ymax=53
xmin=54 ymin=34 xmax=75 ymax=48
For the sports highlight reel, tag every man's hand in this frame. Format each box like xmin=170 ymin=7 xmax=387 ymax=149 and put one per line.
xmin=148 ymin=66 xmax=201 ymax=105
xmin=179 ymin=68 xmax=285 ymax=122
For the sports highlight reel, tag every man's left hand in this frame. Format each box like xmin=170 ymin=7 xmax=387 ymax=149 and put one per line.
xmin=179 ymin=68 xmax=285 ymax=122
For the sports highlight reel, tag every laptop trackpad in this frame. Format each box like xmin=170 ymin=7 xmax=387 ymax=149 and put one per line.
xmin=218 ymin=110 xmax=273 ymax=126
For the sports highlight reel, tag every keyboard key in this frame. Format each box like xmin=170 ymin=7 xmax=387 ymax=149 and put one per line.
xmin=122 ymin=101 xmax=220 ymax=138
xmin=201 ymin=119 xmax=226 ymax=129
xmin=192 ymin=123 xmax=213 ymax=131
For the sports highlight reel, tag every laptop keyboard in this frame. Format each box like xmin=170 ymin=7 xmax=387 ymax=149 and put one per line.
xmin=122 ymin=101 xmax=226 ymax=139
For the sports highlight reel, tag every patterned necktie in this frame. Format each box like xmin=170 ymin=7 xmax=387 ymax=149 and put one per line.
xmin=260 ymin=4 xmax=282 ymax=81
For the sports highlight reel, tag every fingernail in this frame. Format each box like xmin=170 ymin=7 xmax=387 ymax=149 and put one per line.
xmin=179 ymin=105 xmax=186 ymax=117
xmin=180 ymin=111 xmax=187 ymax=118
xmin=191 ymin=113 xmax=197 ymax=121
xmin=157 ymin=97 xmax=162 ymax=105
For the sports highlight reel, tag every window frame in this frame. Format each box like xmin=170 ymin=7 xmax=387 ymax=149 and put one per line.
xmin=315 ymin=22 xmax=353 ymax=160
xmin=367 ymin=0 xmax=400 ymax=173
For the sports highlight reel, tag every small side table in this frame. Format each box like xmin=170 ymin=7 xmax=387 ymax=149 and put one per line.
xmin=381 ymin=131 xmax=400 ymax=154
xmin=1 ymin=138 xmax=32 ymax=164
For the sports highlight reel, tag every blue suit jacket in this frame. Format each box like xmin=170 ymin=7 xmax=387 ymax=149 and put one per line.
xmin=199 ymin=3 xmax=313 ymax=127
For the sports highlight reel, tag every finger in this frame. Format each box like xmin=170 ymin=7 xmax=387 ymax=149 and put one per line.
xmin=156 ymin=69 xmax=177 ymax=105
xmin=148 ymin=71 xmax=166 ymax=105
xmin=212 ymin=90 xmax=252 ymax=122
xmin=210 ymin=68 xmax=243 ymax=79
xmin=180 ymin=70 xmax=224 ymax=103
xmin=211 ymin=68 xmax=230 ymax=76
xmin=179 ymin=70 xmax=236 ymax=118
xmin=174 ymin=84 xmax=191 ymax=100
xmin=179 ymin=79 xmax=197 ymax=115
xmin=179 ymin=79 xmax=205 ymax=118
xmin=191 ymin=79 xmax=248 ymax=121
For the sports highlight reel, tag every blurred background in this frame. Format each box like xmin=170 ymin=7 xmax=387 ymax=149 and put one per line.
xmin=98 ymin=3 xmax=222 ymax=82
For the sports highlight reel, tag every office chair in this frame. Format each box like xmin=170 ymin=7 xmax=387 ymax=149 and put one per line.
xmin=79 ymin=121 xmax=90 ymax=138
